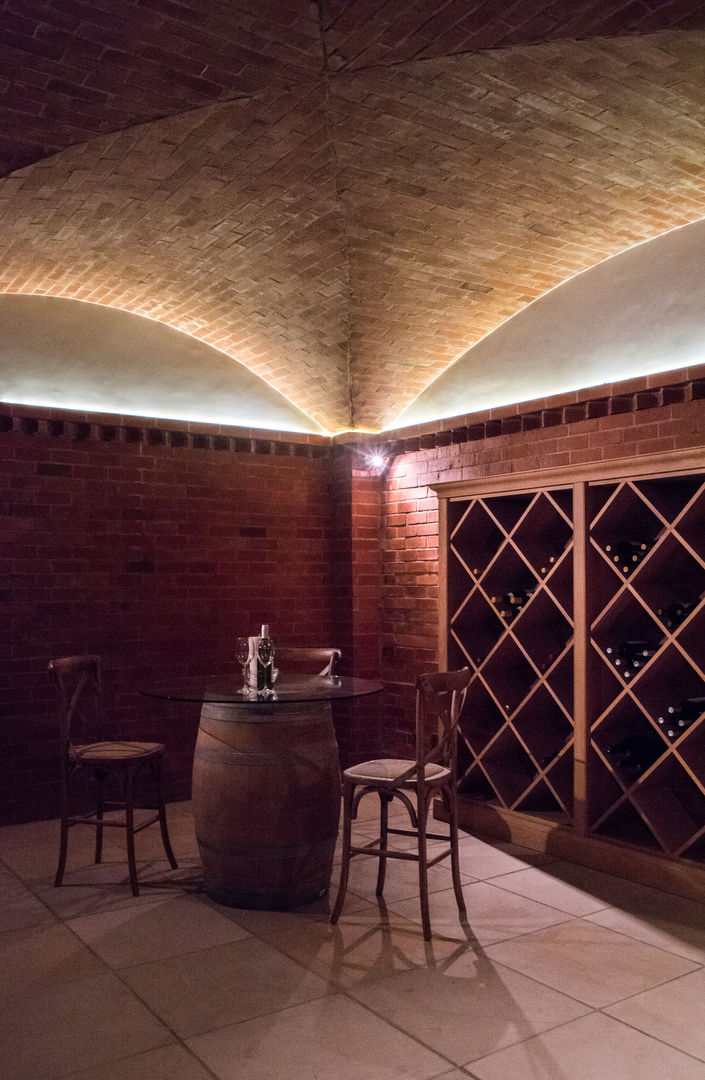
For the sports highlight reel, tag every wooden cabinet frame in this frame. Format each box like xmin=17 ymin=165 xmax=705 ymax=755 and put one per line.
xmin=433 ymin=447 xmax=705 ymax=903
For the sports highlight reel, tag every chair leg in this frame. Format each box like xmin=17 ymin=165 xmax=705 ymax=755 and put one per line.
xmin=54 ymin=815 xmax=69 ymax=887
xmin=375 ymin=793 xmax=390 ymax=896
xmin=448 ymin=785 xmax=466 ymax=916
xmin=330 ymin=782 xmax=354 ymax=925
xmin=153 ymin=759 xmax=178 ymax=869
xmin=54 ymin=769 xmax=72 ymax=887
xmin=94 ymin=771 xmax=104 ymax=865
xmin=124 ymin=767 xmax=139 ymax=897
xmin=417 ymin=787 xmax=432 ymax=941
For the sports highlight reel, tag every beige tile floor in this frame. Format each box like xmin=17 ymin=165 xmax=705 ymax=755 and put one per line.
xmin=2 ymin=799 xmax=705 ymax=1080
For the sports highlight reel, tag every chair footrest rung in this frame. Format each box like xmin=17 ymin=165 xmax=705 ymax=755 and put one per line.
xmin=66 ymin=813 xmax=160 ymax=830
xmin=350 ymin=846 xmax=419 ymax=862
xmin=387 ymin=827 xmax=449 ymax=843
xmin=427 ymin=849 xmax=452 ymax=868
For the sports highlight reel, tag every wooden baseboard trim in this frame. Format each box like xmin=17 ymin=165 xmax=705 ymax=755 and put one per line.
xmin=436 ymin=798 xmax=705 ymax=905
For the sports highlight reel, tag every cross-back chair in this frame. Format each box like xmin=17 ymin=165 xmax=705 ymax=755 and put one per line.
xmin=330 ymin=667 xmax=471 ymax=939
xmin=274 ymin=646 xmax=341 ymax=676
xmin=49 ymin=654 xmax=178 ymax=895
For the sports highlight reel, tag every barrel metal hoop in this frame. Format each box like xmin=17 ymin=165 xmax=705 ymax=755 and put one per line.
xmin=196 ymin=835 xmax=335 ymax=858
xmin=200 ymin=703 xmax=331 ymax=726
xmin=194 ymin=746 xmax=338 ymax=767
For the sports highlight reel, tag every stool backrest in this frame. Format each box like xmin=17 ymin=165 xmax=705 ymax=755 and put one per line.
xmin=415 ymin=668 xmax=471 ymax=776
xmin=274 ymin=647 xmax=341 ymax=676
xmin=48 ymin=655 xmax=103 ymax=761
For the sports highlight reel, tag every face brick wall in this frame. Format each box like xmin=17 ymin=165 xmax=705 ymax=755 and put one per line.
xmin=378 ymin=371 xmax=705 ymax=757
xmin=329 ymin=447 xmax=384 ymax=764
xmin=1 ymin=414 xmax=339 ymax=824
xmin=3 ymin=368 xmax=705 ymax=824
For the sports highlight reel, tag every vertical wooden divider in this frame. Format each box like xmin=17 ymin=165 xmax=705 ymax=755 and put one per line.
xmin=572 ymin=481 xmax=589 ymax=836
xmin=438 ymin=495 xmax=449 ymax=671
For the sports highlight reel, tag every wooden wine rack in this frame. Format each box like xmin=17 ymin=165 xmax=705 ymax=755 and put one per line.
xmin=433 ymin=449 xmax=705 ymax=902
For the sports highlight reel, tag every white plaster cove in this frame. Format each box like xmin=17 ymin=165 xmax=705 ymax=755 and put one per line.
xmin=394 ymin=219 xmax=705 ymax=429
xmin=0 ymin=295 xmax=325 ymax=434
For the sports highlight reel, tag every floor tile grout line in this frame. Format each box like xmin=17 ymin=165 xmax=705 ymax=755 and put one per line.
xmin=9 ymin=908 xmax=214 ymax=1078
xmin=596 ymin=997 xmax=705 ymax=1067
xmin=458 ymin=918 xmax=702 ymax=1013
xmin=0 ymin=854 xmax=66 ymax=927
xmin=49 ymin=1039 xmax=224 ymax=1080
xmin=332 ymin=940 xmax=609 ymax=1063
xmin=569 ymin=910 xmax=705 ymax=967
xmin=461 ymin=1005 xmax=705 ymax=1075
xmin=476 ymin=869 xmax=651 ymax=920
xmin=5 ymin=809 xmax=705 ymax=1078
xmin=337 ymin=981 xmax=473 ymax=1074
xmin=61 ymin=914 xmax=233 ymax=1072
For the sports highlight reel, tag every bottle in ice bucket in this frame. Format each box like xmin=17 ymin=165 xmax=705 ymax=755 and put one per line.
xmin=257 ymin=624 xmax=274 ymax=695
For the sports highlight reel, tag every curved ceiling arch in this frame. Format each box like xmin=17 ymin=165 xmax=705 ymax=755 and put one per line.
xmin=0 ymin=16 xmax=704 ymax=432
xmin=0 ymin=90 xmax=351 ymax=432
xmin=0 ymin=294 xmax=325 ymax=434
xmin=394 ymin=219 xmax=705 ymax=428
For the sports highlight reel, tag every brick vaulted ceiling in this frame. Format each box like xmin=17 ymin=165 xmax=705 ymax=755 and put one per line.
xmin=2 ymin=2 xmax=705 ymax=433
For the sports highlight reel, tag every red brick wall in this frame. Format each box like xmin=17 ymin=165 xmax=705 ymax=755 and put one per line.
xmin=328 ymin=446 xmax=383 ymax=764
xmin=379 ymin=371 xmax=705 ymax=756
xmin=4 ymin=369 xmax=705 ymax=823
xmin=1 ymin=411 xmax=338 ymax=824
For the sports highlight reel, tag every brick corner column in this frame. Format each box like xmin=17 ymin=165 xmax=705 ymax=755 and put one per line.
xmin=330 ymin=445 xmax=383 ymax=767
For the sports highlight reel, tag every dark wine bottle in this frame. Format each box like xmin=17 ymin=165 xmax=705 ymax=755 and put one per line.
xmin=620 ymin=640 xmax=658 ymax=658
xmin=605 ymin=733 xmax=662 ymax=780
xmin=491 ymin=585 xmax=535 ymax=620
xmin=256 ymin=624 xmax=274 ymax=695
xmin=666 ymin=696 xmax=705 ymax=721
xmin=605 ymin=540 xmax=649 ymax=557
xmin=606 ymin=639 xmax=659 ymax=677
xmin=657 ymin=696 xmax=705 ymax=738
xmin=657 ymin=600 xmax=698 ymax=631
xmin=604 ymin=538 xmax=650 ymax=575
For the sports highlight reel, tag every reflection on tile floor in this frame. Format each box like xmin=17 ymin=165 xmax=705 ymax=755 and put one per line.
xmin=1 ymin=801 xmax=705 ymax=1080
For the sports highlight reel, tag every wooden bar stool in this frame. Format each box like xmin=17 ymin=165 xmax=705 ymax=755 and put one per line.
xmin=49 ymin=654 xmax=178 ymax=896
xmin=330 ymin=668 xmax=471 ymax=939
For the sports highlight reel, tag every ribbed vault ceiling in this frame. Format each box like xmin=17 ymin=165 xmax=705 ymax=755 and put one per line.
xmin=1 ymin=1 xmax=705 ymax=433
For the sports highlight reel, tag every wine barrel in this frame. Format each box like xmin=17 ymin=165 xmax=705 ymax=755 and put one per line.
xmin=192 ymin=700 xmax=341 ymax=909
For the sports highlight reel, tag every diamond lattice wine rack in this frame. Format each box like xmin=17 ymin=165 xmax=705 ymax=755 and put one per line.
xmin=435 ymin=453 xmax=705 ymax=902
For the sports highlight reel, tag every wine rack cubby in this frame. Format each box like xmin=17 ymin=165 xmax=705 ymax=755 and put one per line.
xmin=435 ymin=451 xmax=705 ymax=902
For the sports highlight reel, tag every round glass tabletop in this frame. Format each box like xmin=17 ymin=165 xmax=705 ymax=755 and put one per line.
xmin=140 ymin=673 xmax=384 ymax=705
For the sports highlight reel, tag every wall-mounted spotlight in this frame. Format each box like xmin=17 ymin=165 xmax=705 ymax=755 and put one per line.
xmin=366 ymin=450 xmax=387 ymax=472
xmin=350 ymin=442 xmax=392 ymax=476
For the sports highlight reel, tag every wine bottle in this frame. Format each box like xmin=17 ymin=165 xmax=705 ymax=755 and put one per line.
xmin=666 ymin=696 xmax=705 ymax=722
xmin=606 ymin=639 xmax=659 ymax=676
xmin=621 ymin=640 xmax=658 ymax=658
xmin=605 ymin=733 xmax=662 ymax=780
xmin=491 ymin=585 xmax=535 ymax=620
xmin=657 ymin=696 xmax=705 ymax=738
xmin=605 ymin=540 xmax=649 ymax=558
xmin=256 ymin=624 xmax=274 ymax=694
xmin=604 ymin=539 xmax=650 ymax=575
xmin=657 ymin=600 xmax=698 ymax=631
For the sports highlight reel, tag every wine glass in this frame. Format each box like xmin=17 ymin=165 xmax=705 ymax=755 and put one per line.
xmin=235 ymin=636 xmax=252 ymax=695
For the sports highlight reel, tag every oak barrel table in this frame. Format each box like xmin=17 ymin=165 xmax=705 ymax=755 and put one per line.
xmin=142 ymin=675 xmax=383 ymax=908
